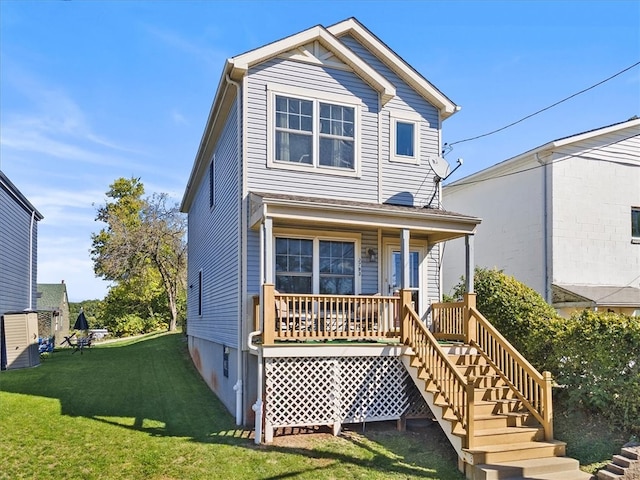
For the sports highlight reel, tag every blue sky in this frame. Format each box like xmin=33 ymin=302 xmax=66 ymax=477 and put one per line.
xmin=1 ymin=1 xmax=638 ymax=301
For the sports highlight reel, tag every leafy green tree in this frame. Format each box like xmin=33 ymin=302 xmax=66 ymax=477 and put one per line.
xmin=90 ymin=177 xmax=186 ymax=332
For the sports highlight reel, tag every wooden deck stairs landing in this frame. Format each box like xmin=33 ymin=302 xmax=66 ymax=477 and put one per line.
xmin=402 ymin=293 xmax=593 ymax=480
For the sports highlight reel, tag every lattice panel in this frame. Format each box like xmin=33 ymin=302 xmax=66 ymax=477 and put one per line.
xmin=264 ymin=355 xmax=428 ymax=429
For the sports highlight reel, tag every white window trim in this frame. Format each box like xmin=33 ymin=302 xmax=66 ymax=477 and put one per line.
xmin=632 ymin=207 xmax=640 ymax=244
xmin=273 ymin=228 xmax=362 ymax=294
xmin=389 ymin=110 xmax=421 ymax=165
xmin=267 ymin=84 xmax=362 ymax=178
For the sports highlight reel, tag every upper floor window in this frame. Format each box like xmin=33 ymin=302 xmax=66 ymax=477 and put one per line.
xmin=390 ymin=111 xmax=421 ymax=164
xmin=268 ymin=85 xmax=360 ymax=175
xmin=632 ymin=207 xmax=640 ymax=243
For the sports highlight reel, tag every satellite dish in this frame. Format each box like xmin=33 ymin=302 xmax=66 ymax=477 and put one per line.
xmin=427 ymin=155 xmax=451 ymax=179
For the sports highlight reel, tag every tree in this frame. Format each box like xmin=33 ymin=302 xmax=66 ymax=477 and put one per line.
xmin=91 ymin=177 xmax=187 ymax=331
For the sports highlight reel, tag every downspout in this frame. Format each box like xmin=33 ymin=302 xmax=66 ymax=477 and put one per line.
xmin=28 ymin=210 xmax=35 ymax=311
xmin=536 ymin=153 xmax=550 ymax=302
xmin=226 ymin=73 xmax=243 ymax=426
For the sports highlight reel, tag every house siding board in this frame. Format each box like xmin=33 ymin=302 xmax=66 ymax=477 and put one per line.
xmin=361 ymin=230 xmax=379 ymax=294
xmin=187 ymin=97 xmax=241 ymax=348
xmin=0 ymin=186 xmax=37 ymax=314
xmin=551 ymin=129 xmax=640 ymax=287
xmin=245 ymin=57 xmax=380 ymax=202
xmin=339 ymin=35 xmax=441 ymax=208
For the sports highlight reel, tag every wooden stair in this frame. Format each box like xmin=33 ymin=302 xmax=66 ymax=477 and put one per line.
xmin=403 ymin=343 xmax=592 ymax=480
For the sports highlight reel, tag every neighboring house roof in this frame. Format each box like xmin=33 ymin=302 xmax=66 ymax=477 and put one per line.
xmin=36 ymin=283 xmax=68 ymax=312
xmin=181 ymin=18 xmax=458 ymax=212
xmin=552 ymin=284 xmax=640 ymax=308
xmin=249 ymin=191 xmax=480 ymax=243
xmin=0 ymin=170 xmax=44 ymax=220
xmin=444 ymin=116 xmax=640 ymax=191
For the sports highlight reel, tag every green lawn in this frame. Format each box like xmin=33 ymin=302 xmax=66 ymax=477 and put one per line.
xmin=0 ymin=333 xmax=464 ymax=480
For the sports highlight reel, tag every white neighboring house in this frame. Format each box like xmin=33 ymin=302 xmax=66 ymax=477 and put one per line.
xmin=442 ymin=117 xmax=640 ymax=317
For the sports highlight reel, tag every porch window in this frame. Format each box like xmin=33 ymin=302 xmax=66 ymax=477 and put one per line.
xmin=268 ymin=84 xmax=359 ymax=174
xmin=275 ymin=236 xmax=356 ymax=295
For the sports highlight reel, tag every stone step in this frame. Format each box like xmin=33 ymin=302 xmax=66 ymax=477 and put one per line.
xmin=465 ymin=440 xmax=566 ymax=464
xmin=596 ymin=468 xmax=621 ymax=480
xmin=605 ymin=463 xmax=625 ymax=475
xmin=474 ymin=456 xmax=586 ymax=480
xmin=621 ymin=446 xmax=639 ymax=460
xmin=612 ymin=454 xmax=632 ymax=468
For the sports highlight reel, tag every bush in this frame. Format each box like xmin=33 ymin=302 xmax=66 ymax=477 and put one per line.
xmin=451 ymin=267 xmax=560 ymax=369
xmin=451 ymin=268 xmax=640 ymax=434
xmin=109 ymin=314 xmax=145 ymax=337
xmin=552 ymin=310 xmax=640 ymax=434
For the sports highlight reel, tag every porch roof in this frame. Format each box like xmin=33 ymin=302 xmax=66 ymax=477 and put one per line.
xmin=249 ymin=191 xmax=480 ymax=243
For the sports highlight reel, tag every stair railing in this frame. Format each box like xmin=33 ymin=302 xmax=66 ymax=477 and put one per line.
xmin=399 ymin=290 xmax=473 ymax=445
xmin=466 ymin=299 xmax=554 ymax=441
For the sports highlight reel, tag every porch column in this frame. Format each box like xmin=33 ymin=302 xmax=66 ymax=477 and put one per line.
xmin=465 ymin=234 xmax=475 ymax=294
xmin=264 ymin=217 xmax=273 ymax=284
xmin=400 ymin=228 xmax=410 ymax=289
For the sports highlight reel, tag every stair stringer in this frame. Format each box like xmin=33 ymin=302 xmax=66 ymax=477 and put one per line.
xmin=400 ymin=353 xmax=464 ymax=458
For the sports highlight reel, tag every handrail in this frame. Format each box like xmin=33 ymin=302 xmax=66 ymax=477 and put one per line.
xmin=468 ymin=307 xmax=554 ymax=440
xmin=400 ymin=293 xmax=470 ymax=440
xmin=261 ymin=285 xmax=401 ymax=344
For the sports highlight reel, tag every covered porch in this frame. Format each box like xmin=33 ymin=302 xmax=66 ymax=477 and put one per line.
xmin=249 ymin=191 xmax=481 ymax=344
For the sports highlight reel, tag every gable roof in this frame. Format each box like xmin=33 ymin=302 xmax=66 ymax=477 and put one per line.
xmin=229 ymin=24 xmax=396 ymax=105
xmin=37 ymin=283 xmax=68 ymax=312
xmin=181 ymin=18 xmax=458 ymax=212
xmin=327 ymin=18 xmax=458 ymax=119
xmin=553 ymin=283 xmax=640 ymax=308
xmin=444 ymin=117 xmax=640 ymax=191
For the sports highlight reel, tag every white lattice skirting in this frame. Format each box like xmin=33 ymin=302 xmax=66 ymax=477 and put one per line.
xmin=263 ymin=355 xmax=428 ymax=441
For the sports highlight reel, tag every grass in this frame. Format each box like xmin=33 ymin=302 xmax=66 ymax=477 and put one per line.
xmin=0 ymin=332 xmax=464 ymax=480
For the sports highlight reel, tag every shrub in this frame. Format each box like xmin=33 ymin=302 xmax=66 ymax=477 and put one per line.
xmin=552 ymin=310 xmax=640 ymax=434
xmin=451 ymin=267 xmax=560 ymax=369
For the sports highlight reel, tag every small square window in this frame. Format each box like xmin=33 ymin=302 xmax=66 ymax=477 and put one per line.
xmin=390 ymin=112 xmax=420 ymax=164
xmin=396 ymin=122 xmax=415 ymax=157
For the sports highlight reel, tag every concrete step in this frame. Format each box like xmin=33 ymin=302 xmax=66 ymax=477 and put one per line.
xmin=596 ymin=468 xmax=622 ymax=480
xmin=472 ymin=426 xmax=543 ymax=447
xmin=465 ymin=440 xmax=566 ymax=464
xmin=612 ymin=454 xmax=632 ymax=468
xmin=621 ymin=446 xmax=639 ymax=460
xmin=474 ymin=456 xmax=586 ymax=480
xmin=605 ymin=462 xmax=625 ymax=475
xmin=511 ymin=470 xmax=593 ymax=480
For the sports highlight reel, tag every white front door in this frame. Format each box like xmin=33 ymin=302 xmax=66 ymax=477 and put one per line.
xmin=383 ymin=240 xmax=427 ymax=317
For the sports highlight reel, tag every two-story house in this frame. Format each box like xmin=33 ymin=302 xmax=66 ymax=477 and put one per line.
xmin=181 ymin=19 xmax=590 ymax=479
xmin=1 ymin=170 xmax=43 ymax=370
xmin=442 ymin=118 xmax=640 ymax=317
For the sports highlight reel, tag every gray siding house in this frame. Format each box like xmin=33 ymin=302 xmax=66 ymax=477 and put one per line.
xmin=181 ymin=19 xmax=588 ymax=479
xmin=0 ymin=171 xmax=43 ymax=314
xmin=1 ymin=170 xmax=43 ymax=370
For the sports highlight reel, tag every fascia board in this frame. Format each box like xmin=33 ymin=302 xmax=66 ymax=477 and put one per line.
xmin=327 ymin=18 xmax=458 ymax=119
xmin=231 ymin=25 xmax=395 ymax=104
xmin=180 ymin=61 xmax=234 ymax=212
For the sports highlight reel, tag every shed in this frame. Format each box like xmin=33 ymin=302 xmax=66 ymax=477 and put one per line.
xmin=1 ymin=311 xmax=40 ymax=370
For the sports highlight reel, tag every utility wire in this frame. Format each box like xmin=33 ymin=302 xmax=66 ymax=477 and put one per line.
xmin=446 ymin=61 xmax=640 ymax=148
xmin=446 ymin=133 xmax=640 ymax=188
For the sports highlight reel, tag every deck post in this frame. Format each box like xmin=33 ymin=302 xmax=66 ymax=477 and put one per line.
xmin=542 ymin=371 xmax=554 ymax=440
xmin=463 ymin=293 xmax=477 ymax=344
xmin=400 ymin=289 xmax=413 ymax=344
xmin=263 ymin=284 xmax=275 ymax=345
xmin=466 ymin=374 xmax=476 ymax=449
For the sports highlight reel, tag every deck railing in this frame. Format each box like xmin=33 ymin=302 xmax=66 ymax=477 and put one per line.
xmin=261 ymin=284 xmax=400 ymax=344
